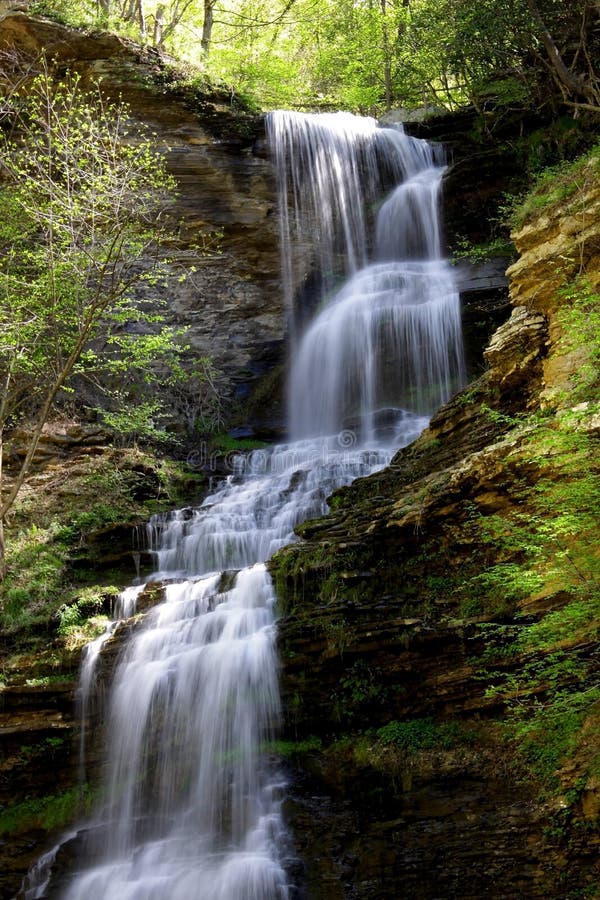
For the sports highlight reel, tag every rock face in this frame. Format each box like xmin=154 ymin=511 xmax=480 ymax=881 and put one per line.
xmin=2 ymin=14 xmax=599 ymax=898
xmin=507 ymin=176 xmax=600 ymax=408
xmin=455 ymin=258 xmax=512 ymax=375
xmin=0 ymin=15 xmax=516 ymax=435
xmin=0 ymin=675 xmax=78 ymax=900
xmin=0 ymin=11 xmax=283 ymax=424
xmin=270 ymin=163 xmax=600 ymax=896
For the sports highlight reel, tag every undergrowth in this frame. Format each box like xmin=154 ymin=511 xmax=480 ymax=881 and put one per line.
xmin=0 ymin=786 xmax=94 ymax=837
xmin=0 ymin=447 xmax=200 ymax=643
xmin=506 ymin=140 xmax=600 ymax=229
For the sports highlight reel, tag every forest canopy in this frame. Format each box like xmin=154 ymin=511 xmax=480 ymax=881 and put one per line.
xmin=27 ymin=0 xmax=600 ymax=114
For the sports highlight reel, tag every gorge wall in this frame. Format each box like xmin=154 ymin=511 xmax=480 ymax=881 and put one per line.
xmin=0 ymin=10 xmax=513 ymax=435
xmin=0 ymin=10 xmax=284 ymax=430
xmin=271 ymin=157 xmax=600 ymax=897
xmin=1 ymin=11 xmax=599 ymax=900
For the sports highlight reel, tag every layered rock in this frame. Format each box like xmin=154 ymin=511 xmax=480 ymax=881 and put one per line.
xmin=2 ymin=13 xmax=599 ymax=897
xmin=0 ymin=11 xmax=283 ymax=423
xmin=271 ymin=162 xmax=600 ymax=896
xmin=508 ymin=176 xmax=600 ymax=407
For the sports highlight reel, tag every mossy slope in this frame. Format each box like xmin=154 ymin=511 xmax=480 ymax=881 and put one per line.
xmin=271 ymin=146 xmax=600 ymax=899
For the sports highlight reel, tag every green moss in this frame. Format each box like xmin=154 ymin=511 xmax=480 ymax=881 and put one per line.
xmin=376 ymin=717 xmax=469 ymax=752
xmin=508 ymin=141 xmax=600 ymax=228
xmin=266 ymin=736 xmax=322 ymax=756
xmin=0 ymin=786 xmax=93 ymax=836
xmin=1 ymin=446 xmax=204 ymax=649
xmin=210 ymin=433 xmax=269 ymax=452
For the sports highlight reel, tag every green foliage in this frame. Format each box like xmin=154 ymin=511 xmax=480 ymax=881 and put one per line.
xmin=507 ymin=142 xmax=600 ymax=229
xmin=0 ymin=57 xmax=204 ymax=550
xmin=451 ymin=237 xmax=516 ymax=264
xmin=333 ymin=660 xmax=388 ymax=723
xmin=466 ymin=415 xmax=600 ymax=793
xmin=456 ymin=413 xmax=600 ymax=625
xmin=57 ymin=603 xmax=84 ymax=634
xmin=510 ymin=689 xmax=600 ymax=788
xmin=0 ymin=525 xmax=67 ymax=631
xmin=0 ymin=786 xmax=93 ymax=836
xmin=94 ymin=400 xmax=173 ymax=446
xmin=19 ymin=736 xmax=66 ymax=759
xmin=556 ymin=276 xmax=600 ymax=401
xmin=323 ymin=616 xmax=353 ymax=657
xmin=528 ymin=598 xmax=599 ymax=652
xmin=0 ymin=448 xmax=193 ymax=636
xmin=24 ymin=0 xmax=600 ymax=114
xmin=24 ymin=674 xmax=77 ymax=686
xmin=376 ymin=717 xmax=466 ymax=753
xmin=472 ymin=561 xmax=544 ymax=605
xmin=56 ymin=586 xmax=114 ymax=638
xmin=480 ymin=404 xmax=522 ymax=428
xmin=29 ymin=0 xmax=89 ymax=26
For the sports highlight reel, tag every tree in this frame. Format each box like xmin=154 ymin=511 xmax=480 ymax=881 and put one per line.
xmin=25 ymin=0 xmax=600 ymax=114
xmin=524 ymin=0 xmax=600 ymax=110
xmin=0 ymin=56 xmax=184 ymax=576
xmin=201 ymin=0 xmax=218 ymax=52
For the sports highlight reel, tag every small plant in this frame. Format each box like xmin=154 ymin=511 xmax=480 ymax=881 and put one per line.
xmin=480 ymin=404 xmax=522 ymax=428
xmin=506 ymin=141 xmax=600 ymax=229
xmin=57 ymin=604 xmax=83 ymax=635
xmin=19 ymin=736 xmax=66 ymax=760
xmin=556 ymin=277 xmax=600 ymax=402
xmin=0 ymin=786 xmax=93 ymax=836
xmin=94 ymin=400 xmax=175 ymax=447
xmin=333 ymin=660 xmax=388 ymax=723
xmin=452 ymin=236 xmax=515 ymax=264
xmin=509 ymin=688 xmax=600 ymax=789
xmin=323 ymin=617 xmax=353 ymax=656
xmin=377 ymin=717 xmax=466 ymax=752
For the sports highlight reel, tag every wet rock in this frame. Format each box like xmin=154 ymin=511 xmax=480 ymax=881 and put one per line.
xmin=271 ymin=157 xmax=600 ymax=897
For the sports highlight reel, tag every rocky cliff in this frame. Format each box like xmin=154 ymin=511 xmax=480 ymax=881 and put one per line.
xmin=1 ymin=12 xmax=599 ymax=899
xmin=0 ymin=12 xmax=518 ymax=438
xmin=271 ymin=153 xmax=600 ymax=897
xmin=0 ymin=10 xmax=283 ymax=428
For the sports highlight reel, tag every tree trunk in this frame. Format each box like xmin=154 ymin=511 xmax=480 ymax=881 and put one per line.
xmin=154 ymin=4 xmax=166 ymax=48
xmin=525 ymin=0 xmax=597 ymax=104
xmin=380 ymin=0 xmax=393 ymax=110
xmin=138 ymin=0 xmax=147 ymax=39
xmin=201 ymin=0 xmax=216 ymax=54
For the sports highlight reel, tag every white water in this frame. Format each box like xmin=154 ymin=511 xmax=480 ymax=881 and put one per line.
xmin=25 ymin=111 xmax=464 ymax=900
xmin=63 ymin=565 xmax=288 ymax=900
xmin=76 ymin=585 xmax=145 ymax=788
xmin=268 ymin=110 xmax=464 ymax=442
xmin=267 ymin=110 xmax=441 ymax=322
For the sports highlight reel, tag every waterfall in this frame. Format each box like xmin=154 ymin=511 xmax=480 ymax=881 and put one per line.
xmin=25 ymin=111 xmax=464 ymax=900
xmin=268 ymin=110 xmax=465 ymax=442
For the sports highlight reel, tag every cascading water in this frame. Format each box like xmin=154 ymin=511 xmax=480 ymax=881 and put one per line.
xmin=25 ymin=111 xmax=464 ymax=900
xmin=269 ymin=110 xmax=465 ymax=443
